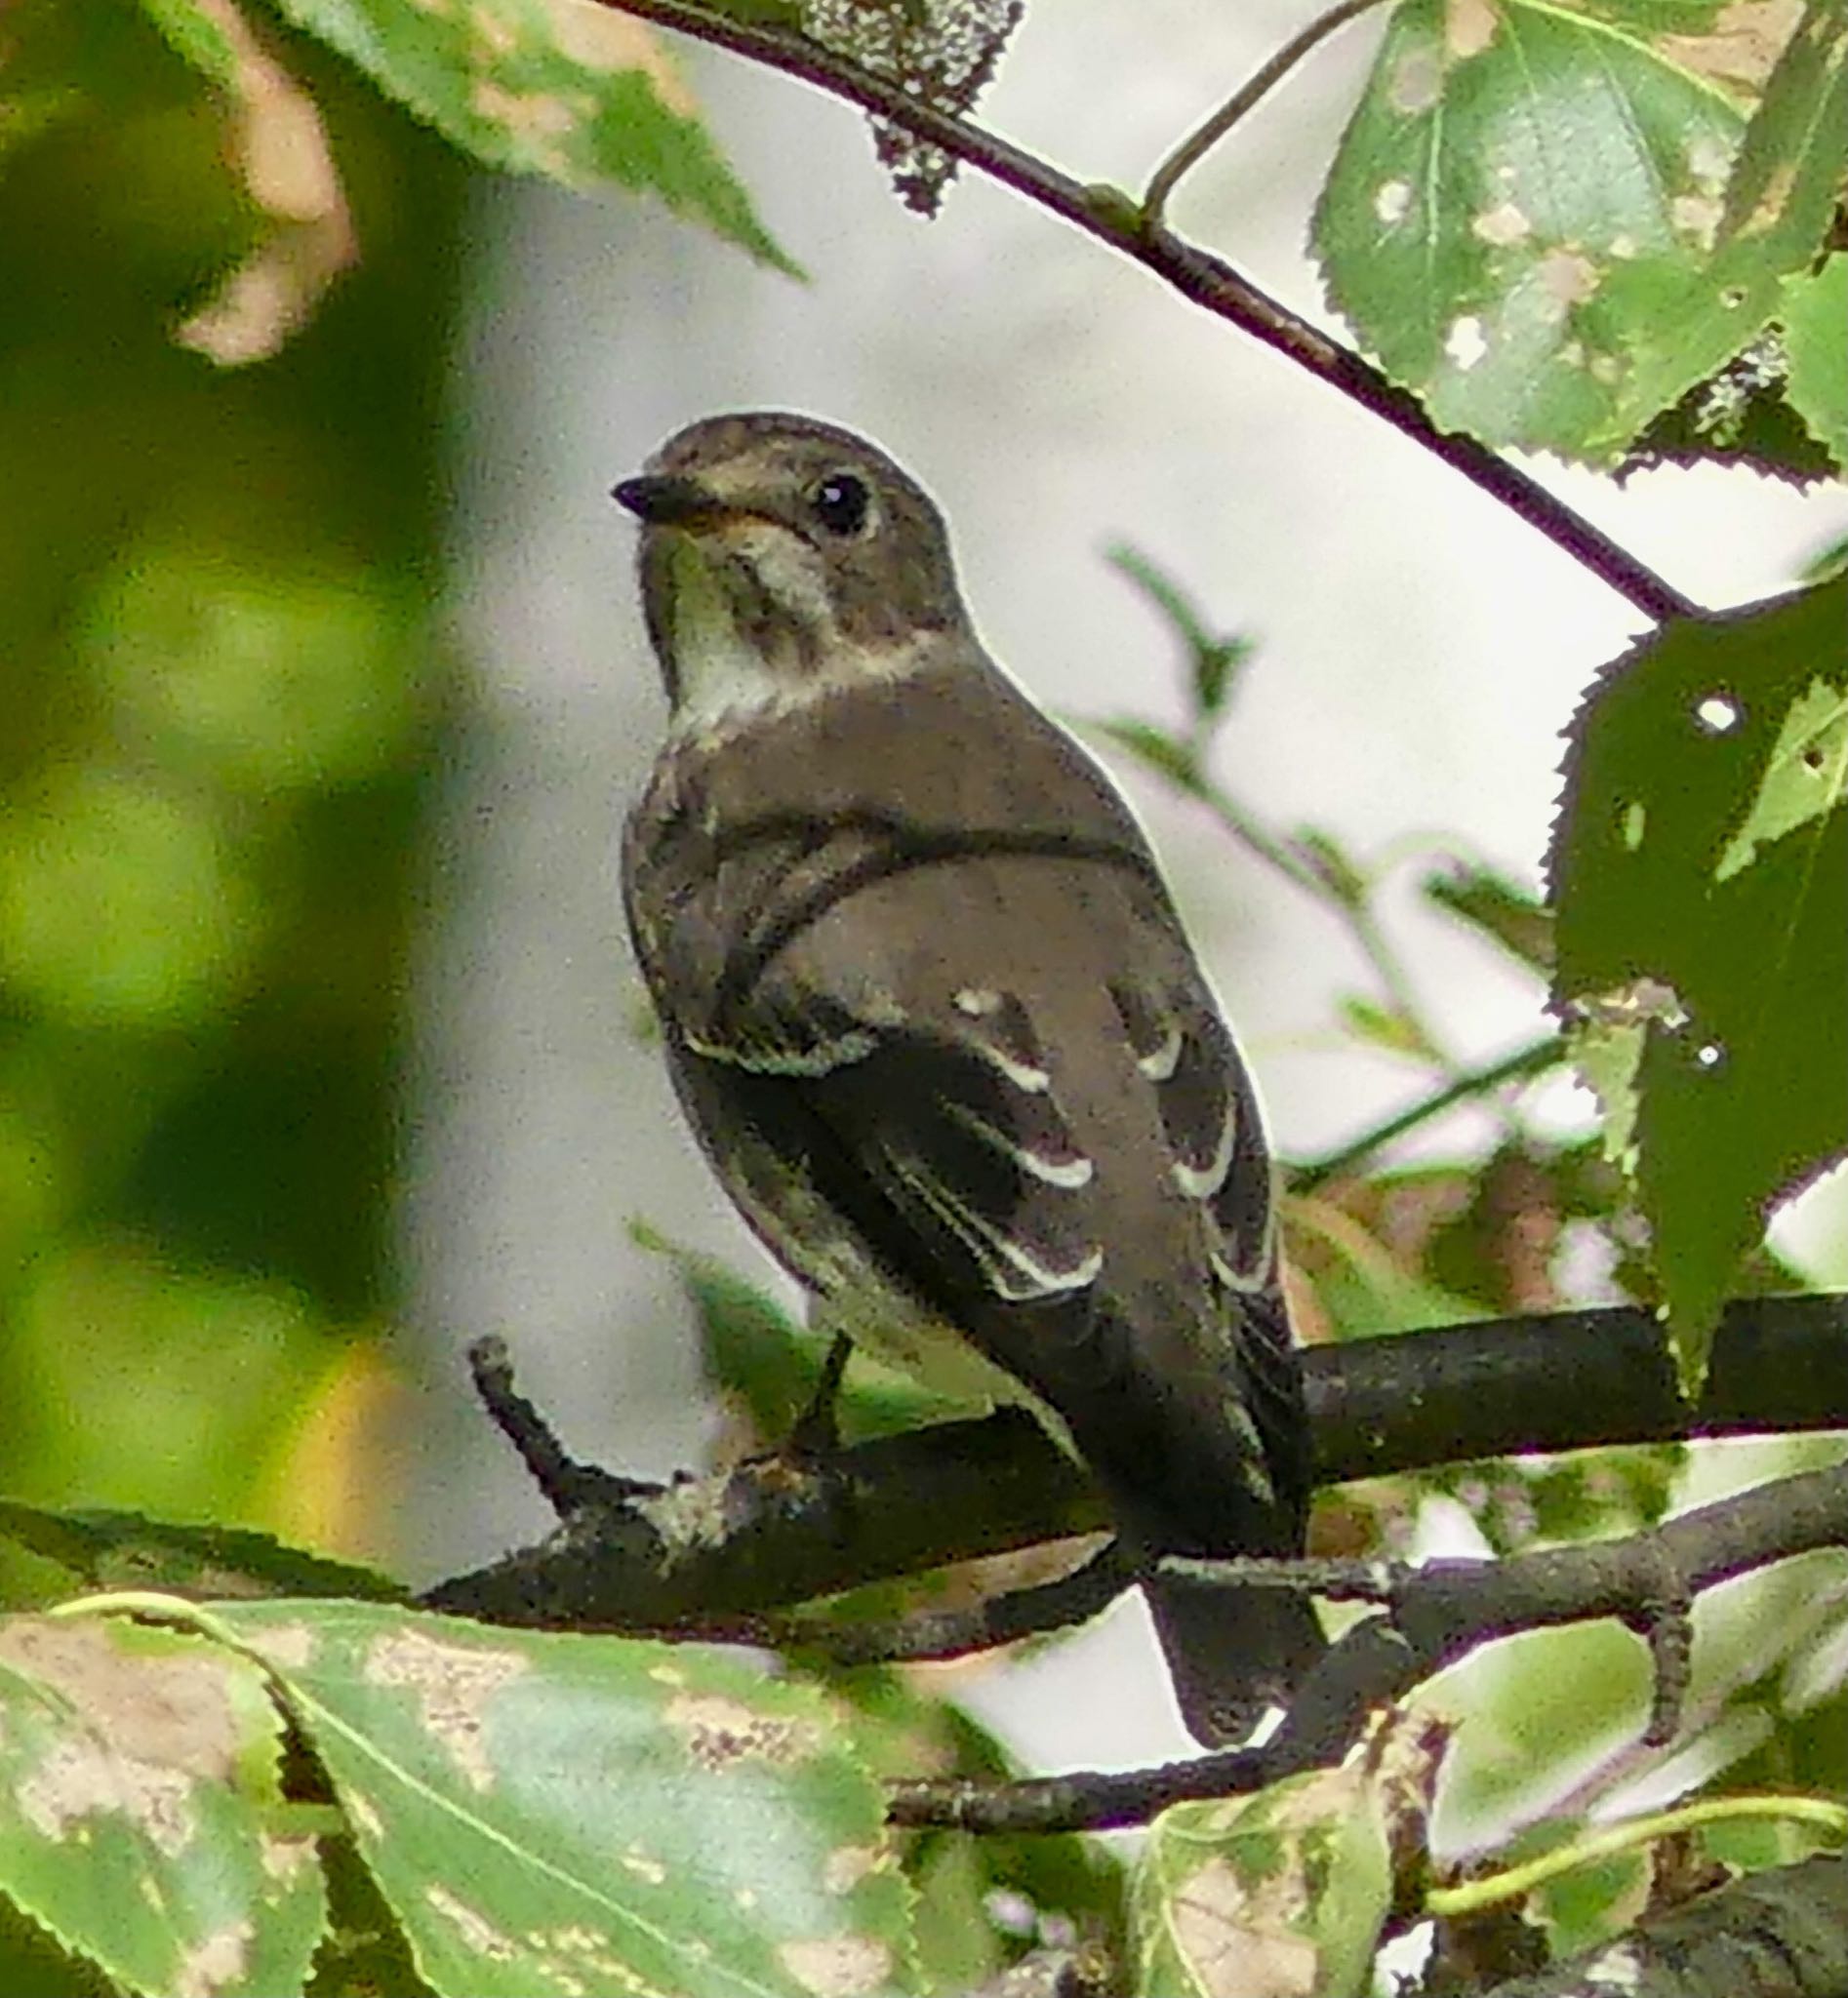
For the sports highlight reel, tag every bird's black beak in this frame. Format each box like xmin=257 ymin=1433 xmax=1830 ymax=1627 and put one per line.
xmin=612 ymin=473 xmax=723 ymax=527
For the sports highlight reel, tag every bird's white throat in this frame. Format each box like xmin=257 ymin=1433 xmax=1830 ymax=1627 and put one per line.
xmin=653 ymin=530 xmax=927 ymax=741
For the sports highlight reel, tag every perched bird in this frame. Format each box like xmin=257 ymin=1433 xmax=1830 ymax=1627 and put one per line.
xmin=615 ymin=412 xmax=1320 ymax=1743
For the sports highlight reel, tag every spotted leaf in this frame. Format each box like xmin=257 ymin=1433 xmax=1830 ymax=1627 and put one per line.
xmin=1548 ymin=578 xmax=1848 ymax=1387
xmin=1311 ymin=0 xmax=1841 ymax=461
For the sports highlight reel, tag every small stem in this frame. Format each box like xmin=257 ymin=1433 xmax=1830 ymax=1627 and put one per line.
xmin=1188 ymin=771 xmax=1329 ymax=902
xmin=1143 ymin=0 xmax=1389 ymax=225
xmin=1426 ymin=1795 xmax=1848 ymax=1918
xmin=466 ymin=1335 xmax=653 ymax=1514
xmin=1087 ymin=715 xmax=1345 ymax=913
xmin=1290 ymin=1035 xmax=1561 ymax=1189
xmin=1344 ymin=892 xmax=1451 ymax=1068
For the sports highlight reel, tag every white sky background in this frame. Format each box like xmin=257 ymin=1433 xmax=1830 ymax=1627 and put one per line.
xmin=406 ymin=0 xmax=1848 ymax=1773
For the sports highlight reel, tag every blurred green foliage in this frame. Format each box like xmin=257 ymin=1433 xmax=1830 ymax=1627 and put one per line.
xmin=0 ymin=0 xmax=463 ymax=1581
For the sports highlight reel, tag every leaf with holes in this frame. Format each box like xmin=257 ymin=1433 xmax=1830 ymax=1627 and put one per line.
xmin=1312 ymin=0 xmax=1840 ymax=461
xmin=0 ymin=1614 xmax=326 ymax=1998
xmin=1614 ymin=0 xmax=1848 ymax=452
xmin=1129 ymin=1717 xmax=1442 ymax=1998
xmin=270 ymin=0 xmax=794 ymax=269
xmin=1548 ymin=579 xmax=1848 ymax=1388
xmin=214 ymin=1599 xmax=916 ymax=1998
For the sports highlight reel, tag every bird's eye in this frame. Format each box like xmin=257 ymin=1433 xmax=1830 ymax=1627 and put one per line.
xmin=811 ymin=472 xmax=871 ymax=538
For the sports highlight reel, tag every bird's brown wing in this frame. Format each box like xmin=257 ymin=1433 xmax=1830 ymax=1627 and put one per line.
xmin=629 ymin=802 xmax=1308 ymax=1541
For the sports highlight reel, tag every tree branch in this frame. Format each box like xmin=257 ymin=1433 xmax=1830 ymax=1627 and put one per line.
xmin=425 ymin=1291 xmax=1848 ymax=1628
xmin=884 ymin=1458 xmax=1848 ymax=1831
xmin=423 ymin=1296 xmax=1847 ymax=1850
xmin=595 ymin=0 xmax=1696 ymax=625
xmin=422 ymin=1399 xmax=1105 ymax=1626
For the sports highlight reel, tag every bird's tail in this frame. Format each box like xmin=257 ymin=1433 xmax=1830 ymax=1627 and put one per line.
xmin=1145 ymin=1568 xmax=1325 ymax=1747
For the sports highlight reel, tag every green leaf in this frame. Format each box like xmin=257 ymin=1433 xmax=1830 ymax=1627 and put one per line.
xmin=1783 ymin=254 xmax=1848 ymax=470
xmin=1295 ymin=826 xmax=1367 ymax=908
xmin=1338 ymin=993 xmax=1431 ymax=1059
xmin=1316 ymin=0 xmax=1751 ymax=459
xmin=1129 ymin=1738 xmax=1433 ymax=1998
xmin=0 ymin=1895 xmax=114 ymax=1998
xmin=137 ymin=0 xmax=241 ymax=89
xmin=0 ymin=1613 xmax=327 ymax=1998
xmin=1804 ymin=529 xmax=1848 ymax=585
xmin=1549 ymin=579 xmax=1848 ymax=1386
xmin=1092 ymin=716 xmax=1203 ymax=793
xmin=268 ymin=0 xmax=795 ymax=268
xmin=1285 ymin=1180 xmax=1482 ymax=1339
xmin=0 ymin=1500 xmax=404 ymax=1604
xmin=1715 ymin=675 xmax=1848 ymax=878
xmin=1621 ymin=328 xmax=1839 ymax=484
xmin=835 ymin=1670 xmax=1125 ymax=1992
xmin=1513 ymin=1443 xmax=1681 ymax=1546
xmin=705 ymin=0 xmax=806 ymax=23
xmin=1435 ymin=1621 xmax=1650 ymax=1847
xmin=1715 ymin=0 xmax=1848 ymax=276
xmin=1424 ymin=862 xmax=1555 ymax=972
xmin=0 ymin=1 xmax=120 ymax=173
xmin=1527 ymin=1833 xmax=1649 ymax=1958
xmin=1107 ymin=545 xmax=1256 ymax=724
xmin=1613 ymin=0 xmax=1848 ymax=446
xmin=632 ymin=1219 xmax=827 ymax=1440
xmin=214 ymin=1599 xmax=916 ymax=1998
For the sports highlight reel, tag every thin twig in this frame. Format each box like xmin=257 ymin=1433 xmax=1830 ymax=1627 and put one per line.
xmin=1181 ymin=762 xmax=1330 ymax=903
xmin=593 ymin=0 xmax=1697 ymax=626
xmin=885 ymin=1460 xmax=1848 ymax=1831
xmin=1289 ymin=1035 xmax=1562 ymax=1189
xmin=782 ymin=1542 xmax=1133 ymax=1665
xmin=466 ymin=1335 xmax=654 ymax=1512
xmin=1143 ymin=0 xmax=1390 ymax=224
xmin=1085 ymin=718 xmax=1326 ymax=900
xmin=1341 ymin=889 xmax=1451 ymax=1068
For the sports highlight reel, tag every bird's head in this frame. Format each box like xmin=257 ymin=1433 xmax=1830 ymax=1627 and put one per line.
xmin=614 ymin=412 xmax=968 ymax=728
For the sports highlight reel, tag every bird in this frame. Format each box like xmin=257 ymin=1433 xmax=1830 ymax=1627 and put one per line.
xmin=613 ymin=410 xmax=1321 ymax=1744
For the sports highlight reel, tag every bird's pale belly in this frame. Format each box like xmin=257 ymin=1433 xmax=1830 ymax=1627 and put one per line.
xmin=820 ymin=1275 xmax=1080 ymax=1459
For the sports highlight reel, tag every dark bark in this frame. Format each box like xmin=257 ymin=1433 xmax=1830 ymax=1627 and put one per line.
xmin=425 ymin=1293 xmax=1848 ymax=1627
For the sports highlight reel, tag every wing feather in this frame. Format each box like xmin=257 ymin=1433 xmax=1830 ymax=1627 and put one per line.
xmin=627 ymin=774 xmax=1308 ymax=1534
